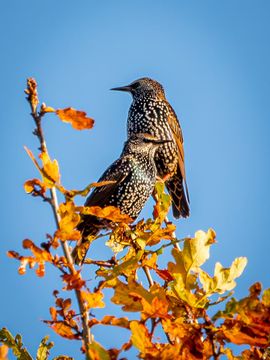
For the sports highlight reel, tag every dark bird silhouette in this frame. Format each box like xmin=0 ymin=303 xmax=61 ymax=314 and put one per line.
xmin=111 ymin=77 xmax=190 ymax=219
xmin=72 ymin=133 xmax=171 ymax=265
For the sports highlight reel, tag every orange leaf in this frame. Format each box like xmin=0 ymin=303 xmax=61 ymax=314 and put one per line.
xmin=100 ymin=315 xmax=130 ymax=329
xmin=56 ymin=107 xmax=94 ymax=130
xmin=24 ymin=178 xmax=46 ymax=195
xmin=81 ymin=291 xmax=105 ymax=310
xmin=0 ymin=345 xmax=8 ymax=360
xmin=222 ymin=319 xmax=270 ymax=347
xmin=62 ymin=272 xmax=85 ymax=290
xmin=82 ymin=205 xmax=133 ymax=223
xmin=141 ymin=296 xmax=170 ymax=320
xmin=147 ymin=223 xmax=176 ymax=246
xmin=50 ymin=307 xmax=58 ymax=321
xmin=130 ymin=321 xmax=153 ymax=353
xmin=55 ymin=201 xmax=81 ymax=241
xmin=50 ymin=322 xmax=80 ymax=340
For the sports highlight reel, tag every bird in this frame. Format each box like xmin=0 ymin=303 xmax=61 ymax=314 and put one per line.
xmin=72 ymin=133 xmax=171 ymax=265
xmin=111 ymin=77 xmax=190 ymax=219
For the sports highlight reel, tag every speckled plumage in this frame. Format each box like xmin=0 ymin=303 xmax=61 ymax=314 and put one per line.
xmin=111 ymin=77 xmax=190 ymax=218
xmin=72 ymin=133 xmax=167 ymax=265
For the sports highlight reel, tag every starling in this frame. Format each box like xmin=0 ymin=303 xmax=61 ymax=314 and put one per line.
xmin=111 ymin=77 xmax=190 ymax=219
xmin=72 ymin=133 xmax=171 ymax=265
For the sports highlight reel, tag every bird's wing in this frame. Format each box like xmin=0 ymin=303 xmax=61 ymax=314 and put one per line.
xmin=166 ymin=101 xmax=190 ymax=203
xmin=85 ymin=157 xmax=131 ymax=207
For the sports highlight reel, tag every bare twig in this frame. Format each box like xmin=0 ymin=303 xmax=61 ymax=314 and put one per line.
xmin=25 ymin=78 xmax=92 ymax=357
xmin=143 ymin=266 xmax=154 ymax=287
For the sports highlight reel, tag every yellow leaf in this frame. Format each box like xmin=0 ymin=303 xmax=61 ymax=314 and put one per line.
xmin=87 ymin=340 xmax=110 ymax=360
xmin=42 ymin=106 xmax=55 ymax=113
xmin=81 ymin=291 xmax=105 ymax=309
xmin=199 ymin=257 xmax=247 ymax=295
xmin=39 ymin=152 xmax=60 ymax=186
xmin=183 ymin=229 xmax=216 ymax=271
xmin=142 ymin=253 xmax=158 ymax=269
xmin=153 ymin=181 xmax=171 ymax=223
xmin=130 ymin=321 xmax=152 ymax=353
xmin=24 ymin=147 xmax=61 ymax=188
xmin=56 ymin=107 xmax=94 ymax=130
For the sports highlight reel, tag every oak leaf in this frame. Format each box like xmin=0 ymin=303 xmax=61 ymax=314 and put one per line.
xmin=39 ymin=152 xmax=60 ymax=187
xmin=110 ymin=278 xmax=152 ymax=312
xmin=99 ymin=315 xmax=130 ymax=329
xmin=24 ymin=178 xmax=46 ymax=195
xmin=199 ymin=257 xmax=247 ymax=295
xmin=62 ymin=272 xmax=85 ymax=290
xmin=87 ymin=340 xmax=110 ymax=360
xmin=153 ymin=181 xmax=171 ymax=223
xmin=82 ymin=205 xmax=133 ymax=223
xmin=130 ymin=321 xmax=153 ymax=353
xmin=56 ymin=108 xmax=94 ymax=130
xmin=55 ymin=201 xmax=81 ymax=241
xmin=81 ymin=291 xmax=105 ymax=310
xmin=50 ymin=322 xmax=80 ymax=340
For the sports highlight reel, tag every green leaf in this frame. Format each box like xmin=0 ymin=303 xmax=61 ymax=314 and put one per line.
xmin=0 ymin=328 xmax=33 ymax=360
xmin=36 ymin=336 xmax=54 ymax=360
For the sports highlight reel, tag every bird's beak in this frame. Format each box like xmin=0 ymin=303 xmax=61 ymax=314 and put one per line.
xmin=110 ymin=85 xmax=132 ymax=92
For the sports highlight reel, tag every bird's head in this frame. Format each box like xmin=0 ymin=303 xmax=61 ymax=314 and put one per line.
xmin=111 ymin=77 xmax=165 ymax=99
xmin=123 ymin=133 xmax=172 ymax=155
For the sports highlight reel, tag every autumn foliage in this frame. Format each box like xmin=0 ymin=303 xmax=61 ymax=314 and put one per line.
xmin=1 ymin=78 xmax=270 ymax=360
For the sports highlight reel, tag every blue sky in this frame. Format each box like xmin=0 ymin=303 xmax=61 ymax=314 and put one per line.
xmin=1 ymin=1 xmax=270 ymax=358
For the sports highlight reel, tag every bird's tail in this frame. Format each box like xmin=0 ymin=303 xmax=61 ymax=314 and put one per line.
xmin=166 ymin=169 xmax=190 ymax=219
xmin=72 ymin=217 xmax=99 ymax=266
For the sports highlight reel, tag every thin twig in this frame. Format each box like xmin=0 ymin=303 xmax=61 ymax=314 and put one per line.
xmin=25 ymin=78 xmax=92 ymax=357
xmin=143 ymin=266 xmax=154 ymax=287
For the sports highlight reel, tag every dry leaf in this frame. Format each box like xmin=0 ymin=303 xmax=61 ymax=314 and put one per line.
xmin=56 ymin=107 xmax=94 ymax=130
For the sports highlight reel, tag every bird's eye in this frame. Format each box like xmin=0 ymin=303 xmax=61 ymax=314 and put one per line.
xmin=132 ymin=82 xmax=140 ymax=89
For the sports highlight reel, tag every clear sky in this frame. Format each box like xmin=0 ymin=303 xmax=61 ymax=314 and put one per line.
xmin=1 ymin=1 xmax=270 ymax=358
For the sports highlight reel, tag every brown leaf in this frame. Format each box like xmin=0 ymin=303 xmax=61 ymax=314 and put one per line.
xmin=56 ymin=107 xmax=94 ymax=130
xmin=155 ymin=268 xmax=174 ymax=282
